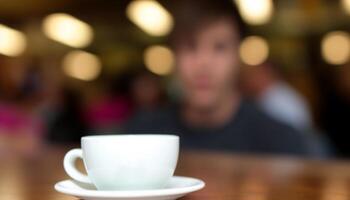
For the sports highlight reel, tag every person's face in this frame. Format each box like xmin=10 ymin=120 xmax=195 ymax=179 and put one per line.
xmin=175 ymin=19 xmax=240 ymax=109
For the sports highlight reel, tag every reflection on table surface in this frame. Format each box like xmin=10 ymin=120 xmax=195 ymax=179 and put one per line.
xmin=1 ymin=146 xmax=350 ymax=200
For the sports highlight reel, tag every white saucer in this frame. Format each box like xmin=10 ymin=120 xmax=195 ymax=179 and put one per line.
xmin=55 ymin=176 xmax=205 ymax=200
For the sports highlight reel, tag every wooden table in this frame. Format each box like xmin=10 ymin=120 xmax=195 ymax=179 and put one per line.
xmin=1 ymin=145 xmax=350 ymax=200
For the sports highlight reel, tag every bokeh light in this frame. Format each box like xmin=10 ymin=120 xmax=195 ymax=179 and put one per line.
xmin=235 ymin=0 xmax=274 ymax=25
xmin=239 ymin=36 xmax=269 ymax=66
xmin=42 ymin=13 xmax=93 ymax=48
xmin=0 ymin=24 xmax=26 ymax=57
xmin=341 ymin=0 xmax=350 ymax=15
xmin=144 ymin=45 xmax=174 ymax=75
xmin=321 ymin=31 xmax=350 ymax=65
xmin=62 ymin=50 xmax=102 ymax=81
xmin=126 ymin=0 xmax=173 ymax=36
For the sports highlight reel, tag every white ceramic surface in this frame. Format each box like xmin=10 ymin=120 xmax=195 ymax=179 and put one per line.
xmin=64 ymin=135 xmax=179 ymax=190
xmin=55 ymin=176 xmax=205 ymax=200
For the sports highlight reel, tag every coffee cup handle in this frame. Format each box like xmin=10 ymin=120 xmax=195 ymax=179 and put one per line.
xmin=63 ymin=149 xmax=91 ymax=183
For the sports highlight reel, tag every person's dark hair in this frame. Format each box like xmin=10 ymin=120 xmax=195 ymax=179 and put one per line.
xmin=168 ymin=0 xmax=246 ymax=48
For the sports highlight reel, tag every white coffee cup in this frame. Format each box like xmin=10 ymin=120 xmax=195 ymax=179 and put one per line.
xmin=63 ymin=135 xmax=179 ymax=190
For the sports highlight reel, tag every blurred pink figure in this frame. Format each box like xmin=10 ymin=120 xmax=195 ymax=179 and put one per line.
xmin=84 ymin=95 xmax=132 ymax=132
xmin=0 ymin=103 xmax=42 ymax=135
xmin=0 ymin=58 xmax=44 ymax=157
xmin=0 ymin=101 xmax=44 ymax=156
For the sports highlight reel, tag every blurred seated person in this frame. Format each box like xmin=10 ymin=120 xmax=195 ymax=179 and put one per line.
xmin=0 ymin=58 xmax=43 ymax=157
xmin=45 ymin=87 xmax=88 ymax=143
xmin=84 ymin=89 xmax=131 ymax=133
xmin=239 ymin=62 xmax=313 ymax=132
xmin=125 ymin=0 xmax=324 ymax=157
xmin=0 ymin=102 xmax=43 ymax=156
xmin=32 ymin=61 xmax=89 ymax=144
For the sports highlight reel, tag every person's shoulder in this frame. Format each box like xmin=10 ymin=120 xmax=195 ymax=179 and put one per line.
xmin=238 ymin=100 xmax=313 ymax=155
xmin=123 ymin=105 xmax=178 ymax=133
xmin=240 ymin=100 xmax=301 ymax=135
xmin=238 ymin=99 xmax=276 ymax=123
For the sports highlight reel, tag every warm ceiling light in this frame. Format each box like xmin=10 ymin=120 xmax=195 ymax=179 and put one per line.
xmin=239 ymin=36 xmax=269 ymax=66
xmin=126 ymin=0 xmax=173 ymax=36
xmin=42 ymin=13 xmax=93 ymax=48
xmin=321 ymin=31 xmax=350 ymax=65
xmin=0 ymin=24 xmax=26 ymax=57
xmin=62 ymin=50 xmax=102 ymax=81
xmin=235 ymin=0 xmax=274 ymax=25
xmin=144 ymin=45 xmax=174 ymax=75
xmin=341 ymin=0 xmax=350 ymax=15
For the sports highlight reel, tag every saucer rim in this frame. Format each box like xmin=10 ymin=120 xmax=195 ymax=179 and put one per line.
xmin=54 ymin=176 xmax=205 ymax=198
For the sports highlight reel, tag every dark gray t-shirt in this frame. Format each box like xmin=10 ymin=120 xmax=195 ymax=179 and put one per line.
xmin=125 ymin=101 xmax=317 ymax=157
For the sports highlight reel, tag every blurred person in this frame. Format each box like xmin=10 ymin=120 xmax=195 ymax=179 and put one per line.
xmin=45 ymin=86 xmax=89 ymax=143
xmin=0 ymin=58 xmax=44 ymax=156
xmin=84 ymin=74 xmax=132 ymax=133
xmin=125 ymin=0 xmax=324 ymax=157
xmin=130 ymin=71 xmax=165 ymax=111
xmin=84 ymin=88 xmax=131 ymax=133
xmin=35 ymin=56 xmax=89 ymax=143
xmin=239 ymin=62 xmax=313 ymax=132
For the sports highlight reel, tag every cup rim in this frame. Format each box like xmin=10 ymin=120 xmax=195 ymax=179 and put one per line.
xmin=82 ymin=134 xmax=179 ymax=141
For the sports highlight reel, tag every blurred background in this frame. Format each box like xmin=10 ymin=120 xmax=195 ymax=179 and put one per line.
xmin=0 ymin=0 xmax=350 ymax=158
